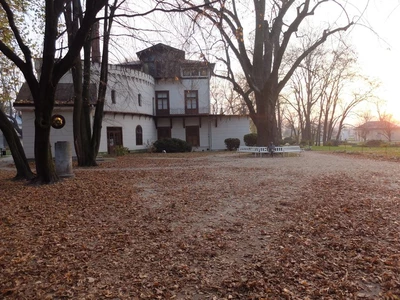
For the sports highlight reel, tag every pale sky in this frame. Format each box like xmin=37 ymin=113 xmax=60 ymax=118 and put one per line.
xmin=348 ymin=0 xmax=400 ymax=121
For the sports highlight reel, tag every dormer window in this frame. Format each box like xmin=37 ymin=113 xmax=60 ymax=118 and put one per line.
xmin=199 ymin=68 xmax=208 ymax=77
xmin=182 ymin=67 xmax=208 ymax=78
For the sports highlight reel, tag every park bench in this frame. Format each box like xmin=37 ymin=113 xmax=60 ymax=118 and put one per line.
xmin=282 ymin=145 xmax=303 ymax=156
xmin=258 ymin=146 xmax=284 ymax=157
xmin=237 ymin=146 xmax=260 ymax=156
xmin=237 ymin=145 xmax=303 ymax=157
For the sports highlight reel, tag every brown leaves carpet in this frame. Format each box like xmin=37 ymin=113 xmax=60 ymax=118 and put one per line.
xmin=0 ymin=151 xmax=399 ymax=299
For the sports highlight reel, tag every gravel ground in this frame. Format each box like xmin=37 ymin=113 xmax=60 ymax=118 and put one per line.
xmin=1 ymin=151 xmax=400 ymax=299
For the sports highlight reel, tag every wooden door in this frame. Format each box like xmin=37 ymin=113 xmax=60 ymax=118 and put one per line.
xmin=157 ymin=127 xmax=171 ymax=140
xmin=186 ymin=126 xmax=199 ymax=147
xmin=107 ymin=127 xmax=123 ymax=155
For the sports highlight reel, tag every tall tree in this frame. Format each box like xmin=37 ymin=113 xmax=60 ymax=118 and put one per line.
xmin=355 ymin=110 xmax=374 ymax=142
xmin=284 ymin=37 xmax=377 ymax=145
xmin=0 ymin=109 xmax=34 ymax=179
xmin=65 ymin=0 xmax=117 ymax=166
xmin=178 ymin=0 xmax=355 ymax=145
xmin=376 ymin=103 xmax=398 ymax=142
xmin=0 ymin=0 xmax=107 ymax=183
xmin=0 ymin=0 xmax=35 ymax=180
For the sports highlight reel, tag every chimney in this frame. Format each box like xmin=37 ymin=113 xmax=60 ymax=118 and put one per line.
xmin=91 ymin=21 xmax=101 ymax=63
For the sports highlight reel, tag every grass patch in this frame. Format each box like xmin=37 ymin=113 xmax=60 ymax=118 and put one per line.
xmin=311 ymin=145 xmax=400 ymax=159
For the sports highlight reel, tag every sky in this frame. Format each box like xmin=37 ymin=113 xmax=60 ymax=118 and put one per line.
xmin=347 ymin=1 xmax=400 ymax=121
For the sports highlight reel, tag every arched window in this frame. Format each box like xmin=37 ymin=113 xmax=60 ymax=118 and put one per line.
xmin=136 ymin=125 xmax=143 ymax=145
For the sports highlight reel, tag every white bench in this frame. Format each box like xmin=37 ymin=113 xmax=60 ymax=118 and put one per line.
xmin=237 ymin=145 xmax=303 ymax=157
xmin=237 ymin=146 xmax=260 ymax=156
xmin=282 ymin=145 xmax=303 ymax=156
xmin=259 ymin=146 xmax=284 ymax=157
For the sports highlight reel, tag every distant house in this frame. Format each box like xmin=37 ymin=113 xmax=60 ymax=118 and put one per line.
xmin=14 ymin=43 xmax=250 ymax=158
xmin=355 ymin=121 xmax=400 ymax=142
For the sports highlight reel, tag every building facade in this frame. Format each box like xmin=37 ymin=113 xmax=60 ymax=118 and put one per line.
xmin=15 ymin=44 xmax=250 ymax=158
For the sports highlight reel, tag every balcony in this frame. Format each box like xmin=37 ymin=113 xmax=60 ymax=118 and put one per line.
xmin=156 ymin=107 xmax=209 ymax=116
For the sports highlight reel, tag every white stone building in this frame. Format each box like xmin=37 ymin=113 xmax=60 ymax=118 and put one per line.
xmin=15 ymin=44 xmax=250 ymax=158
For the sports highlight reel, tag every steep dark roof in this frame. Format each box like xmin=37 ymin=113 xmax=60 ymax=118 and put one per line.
xmin=116 ymin=61 xmax=142 ymax=71
xmin=136 ymin=43 xmax=185 ymax=61
xmin=14 ymin=82 xmax=97 ymax=106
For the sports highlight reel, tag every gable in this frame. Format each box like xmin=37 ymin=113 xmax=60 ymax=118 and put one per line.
xmin=136 ymin=43 xmax=185 ymax=62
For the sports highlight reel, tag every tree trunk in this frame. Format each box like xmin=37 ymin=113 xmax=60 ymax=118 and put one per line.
xmin=33 ymin=110 xmax=59 ymax=184
xmin=72 ymin=54 xmax=95 ymax=167
xmin=0 ymin=110 xmax=34 ymax=180
xmin=91 ymin=8 xmax=112 ymax=160
xmin=303 ymin=115 xmax=312 ymax=142
xmin=276 ymin=99 xmax=282 ymax=141
xmin=254 ymin=90 xmax=277 ymax=146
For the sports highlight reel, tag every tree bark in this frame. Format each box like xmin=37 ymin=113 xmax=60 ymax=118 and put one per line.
xmin=0 ymin=109 xmax=34 ymax=180
xmin=254 ymin=87 xmax=277 ymax=146
xmin=33 ymin=122 xmax=58 ymax=183
xmin=33 ymin=89 xmax=59 ymax=184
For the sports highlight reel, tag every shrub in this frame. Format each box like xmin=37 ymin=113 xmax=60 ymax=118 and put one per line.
xmin=281 ymin=136 xmax=296 ymax=145
xmin=153 ymin=138 xmax=192 ymax=153
xmin=115 ymin=145 xmax=130 ymax=156
xmin=324 ymin=140 xmax=340 ymax=147
xmin=300 ymin=140 xmax=310 ymax=147
xmin=244 ymin=133 xmax=257 ymax=146
xmin=380 ymin=142 xmax=390 ymax=148
xmin=224 ymin=138 xmax=240 ymax=151
xmin=365 ymin=140 xmax=382 ymax=147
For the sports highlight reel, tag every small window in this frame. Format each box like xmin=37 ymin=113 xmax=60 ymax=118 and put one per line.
xmin=111 ymin=89 xmax=116 ymax=104
xmin=136 ymin=125 xmax=143 ymax=145
xmin=182 ymin=67 xmax=208 ymax=78
xmin=138 ymin=93 xmax=142 ymax=106
xmin=199 ymin=68 xmax=208 ymax=76
xmin=182 ymin=68 xmax=196 ymax=77
xmin=185 ymin=90 xmax=198 ymax=114
xmin=155 ymin=91 xmax=169 ymax=115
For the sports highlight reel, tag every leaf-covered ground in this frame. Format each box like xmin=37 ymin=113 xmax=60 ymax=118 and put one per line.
xmin=0 ymin=152 xmax=399 ymax=299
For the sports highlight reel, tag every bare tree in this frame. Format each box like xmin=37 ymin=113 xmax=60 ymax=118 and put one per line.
xmin=174 ymin=0 xmax=355 ymax=146
xmin=285 ymin=37 xmax=376 ymax=145
xmin=333 ymin=82 xmax=378 ymax=142
xmin=0 ymin=1 xmax=35 ymax=180
xmin=355 ymin=110 xmax=374 ymax=142
xmin=378 ymin=113 xmax=398 ymax=142
xmin=211 ymin=79 xmax=241 ymax=115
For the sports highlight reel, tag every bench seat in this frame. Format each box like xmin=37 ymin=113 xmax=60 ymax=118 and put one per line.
xmin=237 ymin=145 xmax=303 ymax=157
